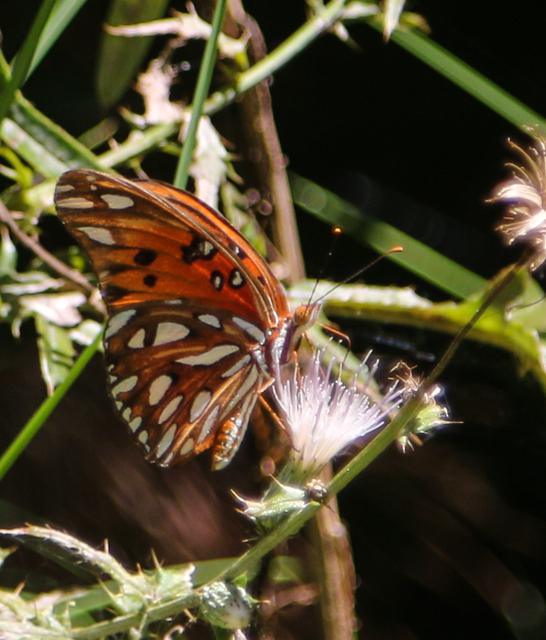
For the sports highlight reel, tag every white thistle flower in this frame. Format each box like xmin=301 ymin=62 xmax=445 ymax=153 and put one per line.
xmin=492 ymin=133 xmax=546 ymax=270
xmin=273 ymin=350 xmax=402 ymax=478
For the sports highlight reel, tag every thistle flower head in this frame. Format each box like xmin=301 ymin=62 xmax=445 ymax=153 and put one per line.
xmin=272 ymin=350 xmax=402 ymax=479
xmin=391 ymin=362 xmax=451 ymax=452
xmin=492 ymin=133 xmax=546 ymax=270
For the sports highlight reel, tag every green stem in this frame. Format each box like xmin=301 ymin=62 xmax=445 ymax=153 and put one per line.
xmin=173 ymin=0 xmax=228 ymax=189
xmin=0 ymin=0 xmax=58 ymax=125
xmin=0 ymin=331 xmax=102 ymax=481
xmin=70 ymin=593 xmax=200 ymax=640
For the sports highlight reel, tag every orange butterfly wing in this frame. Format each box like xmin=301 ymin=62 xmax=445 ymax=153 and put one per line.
xmin=55 ymin=169 xmax=291 ymax=468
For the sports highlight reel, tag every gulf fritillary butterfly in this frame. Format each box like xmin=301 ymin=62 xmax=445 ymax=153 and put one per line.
xmin=55 ymin=170 xmax=317 ymax=469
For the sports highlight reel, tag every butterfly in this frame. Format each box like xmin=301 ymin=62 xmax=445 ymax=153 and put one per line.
xmin=55 ymin=170 xmax=318 ymax=469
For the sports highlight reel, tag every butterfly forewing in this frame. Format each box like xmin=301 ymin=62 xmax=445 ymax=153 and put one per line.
xmin=55 ymin=169 xmax=290 ymax=468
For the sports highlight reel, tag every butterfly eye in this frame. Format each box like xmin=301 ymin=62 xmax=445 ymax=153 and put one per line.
xmin=293 ymin=303 xmax=321 ymax=329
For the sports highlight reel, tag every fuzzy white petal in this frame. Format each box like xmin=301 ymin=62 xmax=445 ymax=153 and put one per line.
xmin=273 ymin=352 xmax=402 ymax=475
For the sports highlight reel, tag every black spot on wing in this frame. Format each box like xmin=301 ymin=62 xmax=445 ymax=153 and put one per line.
xmin=102 ymin=284 xmax=128 ymax=302
xmin=134 ymin=249 xmax=157 ymax=266
xmin=181 ymin=235 xmax=218 ymax=264
xmin=143 ymin=274 xmax=157 ymax=287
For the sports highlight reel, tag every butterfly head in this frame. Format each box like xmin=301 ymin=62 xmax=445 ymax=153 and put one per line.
xmin=293 ymin=302 xmax=321 ymax=332
xmin=273 ymin=302 xmax=321 ymax=368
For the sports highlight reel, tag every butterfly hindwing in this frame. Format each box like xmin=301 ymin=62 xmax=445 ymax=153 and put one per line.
xmin=105 ymin=303 xmax=268 ymax=466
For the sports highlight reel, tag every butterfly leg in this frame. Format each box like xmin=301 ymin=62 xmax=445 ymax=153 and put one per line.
xmin=211 ymin=394 xmax=258 ymax=470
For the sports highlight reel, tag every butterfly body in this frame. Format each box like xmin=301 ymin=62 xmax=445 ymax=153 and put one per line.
xmin=55 ymin=170 xmax=311 ymax=469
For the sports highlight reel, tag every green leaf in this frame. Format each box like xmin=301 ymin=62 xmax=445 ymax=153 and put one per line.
xmin=96 ymin=0 xmax=171 ymax=110
xmin=34 ymin=315 xmax=76 ymax=395
xmin=9 ymin=95 xmax=104 ymax=170
xmin=0 ymin=118 xmax=68 ymax=178
xmin=290 ymin=173 xmax=485 ymax=299
xmin=0 ymin=227 xmax=17 ymax=275
xmin=28 ymin=0 xmax=89 ymax=77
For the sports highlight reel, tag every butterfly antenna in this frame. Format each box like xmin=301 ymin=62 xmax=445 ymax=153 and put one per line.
xmin=313 ymin=245 xmax=404 ymax=305
xmin=307 ymin=225 xmax=344 ymax=305
xmin=506 ymin=292 xmax=546 ymax=315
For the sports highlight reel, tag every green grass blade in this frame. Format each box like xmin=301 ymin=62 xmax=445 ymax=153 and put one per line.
xmin=290 ymin=173 xmax=486 ymax=299
xmin=28 ymin=0 xmax=89 ymax=77
xmin=96 ymin=0 xmax=170 ymax=110
xmin=0 ymin=0 xmax=58 ymax=125
xmin=173 ymin=0 xmax=227 ymax=189
xmin=0 ymin=118 xmax=68 ymax=177
xmin=0 ymin=331 xmax=102 ymax=482
xmin=9 ymin=93 xmax=105 ymax=170
xmin=369 ymin=19 xmax=546 ymax=132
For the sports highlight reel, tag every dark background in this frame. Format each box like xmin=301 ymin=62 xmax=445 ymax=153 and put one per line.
xmin=1 ymin=2 xmax=546 ymax=639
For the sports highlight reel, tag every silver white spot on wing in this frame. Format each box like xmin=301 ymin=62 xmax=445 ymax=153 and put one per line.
xmin=56 ymin=184 xmax=74 ymax=193
xmin=58 ymin=197 xmax=94 ymax=209
xmin=106 ymin=309 xmax=136 ymax=339
xmin=158 ymin=394 xmax=183 ymax=424
xmin=129 ymin=417 xmax=142 ymax=432
xmin=138 ymin=430 xmax=148 ymax=444
xmin=156 ymin=425 xmax=176 ymax=458
xmin=112 ymin=375 xmax=138 ymax=397
xmin=212 ymin=273 xmax=223 ymax=290
xmin=198 ymin=314 xmax=222 ymax=329
xmin=122 ymin=407 xmax=132 ymax=421
xmin=154 ymin=322 xmax=190 ymax=346
xmin=224 ymin=365 xmax=259 ymax=415
xmin=179 ymin=438 xmax=194 ymax=456
xmin=177 ymin=344 xmax=239 ymax=366
xmin=221 ymin=354 xmax=252 ymax=378
xmin=229 ymin=270 xmax=244 ymax=287
xmin=197 ymin=406 xmax=220 ymax=443
xmin=78 ymin=227 xmax=115 ymax=245
xmin=127 ymin=328 xmax=145 ymax=349
xmin=232 ymin=316 xmax=266 ymax=344
xmin=115 ymin=400 xmax=123 ymax=410
xmin=200 ymin=240 xmax=215 ymax=257
xmin=190 ymin=390 xmax=212 ymax=422
xmin=149 ymin=375 xmax=173 ymax=406
xmin=101 ymin=193 xmax=135 ymax=209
